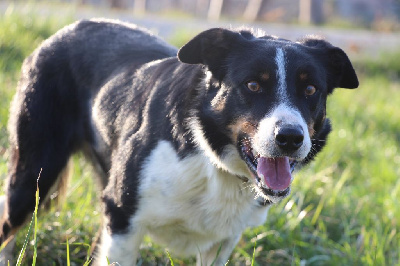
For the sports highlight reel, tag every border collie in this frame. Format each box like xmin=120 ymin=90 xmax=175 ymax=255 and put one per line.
xmin=0 ymin=19 xmax=358 ymax=265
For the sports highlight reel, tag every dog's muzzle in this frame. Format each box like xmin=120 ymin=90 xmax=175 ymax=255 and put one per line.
xmin=239 ymin=118 xmax=310 ymax=201
xmin=274 ymin=126 xmax=304 ymax=153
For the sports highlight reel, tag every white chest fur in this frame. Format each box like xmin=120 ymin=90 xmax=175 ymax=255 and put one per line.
xmin=133 ymin=141 xmax=269 ymax=256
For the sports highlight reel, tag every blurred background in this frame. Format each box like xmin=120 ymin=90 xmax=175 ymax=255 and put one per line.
xmin=1 ymin=0 xmax=400 ymax=56
xmin=0 ymin=0 xmax=399 ymax=265
xmin=79 ymin=0 xmax=400 ymax=29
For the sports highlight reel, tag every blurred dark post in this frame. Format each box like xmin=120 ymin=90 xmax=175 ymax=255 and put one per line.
xmin=243 ymin=0 xmax=263 ymax=21
xmin=134 ymin=0 xmax=146 ymax=15
xmin=109 ymin=0 xmax=129 ymax=8
xmin=311 ymin=0 xmax=324 ymax=24
xmin=299 ymin=0 xmax=324 ymax=24
xmin=208 ymin=0 xmax=224 ymax=20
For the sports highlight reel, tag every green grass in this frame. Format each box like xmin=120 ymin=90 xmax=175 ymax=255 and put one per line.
xmin=0 ymin=8 xmax=399 ymax=266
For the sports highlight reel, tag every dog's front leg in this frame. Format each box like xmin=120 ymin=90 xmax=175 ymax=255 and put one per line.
xmin=95 ymin=225 xmax=145 ymax=266
xmin=196 ymin=235 xmax=241 ymax=266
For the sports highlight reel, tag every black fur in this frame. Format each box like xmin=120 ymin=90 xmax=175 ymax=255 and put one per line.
xmin=1 ymin=19 xmax=177 ymax=240
xmin=0 ymin=20 xmax=358 ymax=263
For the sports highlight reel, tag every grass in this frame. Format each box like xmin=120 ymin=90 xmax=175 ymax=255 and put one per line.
xmin=0 ymin=7 xmax=399 ymax=266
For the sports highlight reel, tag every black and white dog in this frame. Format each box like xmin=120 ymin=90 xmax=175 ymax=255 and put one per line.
xmin=0 ymin=19 xmax=358 ymax=265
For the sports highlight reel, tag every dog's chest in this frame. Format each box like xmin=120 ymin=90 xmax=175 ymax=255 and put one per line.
xmin=133 ymin=141 xmax=269 ymax=255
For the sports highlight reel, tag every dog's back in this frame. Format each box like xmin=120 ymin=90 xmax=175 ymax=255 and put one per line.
xmin=0 ymin=19 xmax=176 ymax=250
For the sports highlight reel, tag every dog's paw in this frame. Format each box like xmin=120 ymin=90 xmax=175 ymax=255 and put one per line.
xmin=0 ymin=196 xmax=15 ymax=266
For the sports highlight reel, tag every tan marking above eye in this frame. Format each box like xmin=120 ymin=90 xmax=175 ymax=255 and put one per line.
xmin=305 ymin=85 xmax=316 ymax=96
xmin=260 ymin=72 xmax=270 ymax=81
xmin=300 ymin=73 xmax=308 ymax=81
xmin=246 ymin=81 xmax=261 ymax=92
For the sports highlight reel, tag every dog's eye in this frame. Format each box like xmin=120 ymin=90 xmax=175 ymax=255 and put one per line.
xmin=305 ymin=85 xmax=316 ymax=96
xmin=246 ymin=81 xmax=261 ymax=92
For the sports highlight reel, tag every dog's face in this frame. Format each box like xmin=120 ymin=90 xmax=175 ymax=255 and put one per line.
xmin=178 ymin=28 xmax=358 ymax=202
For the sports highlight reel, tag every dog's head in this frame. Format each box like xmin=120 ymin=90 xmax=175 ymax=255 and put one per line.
xmin=178 ymin=28 xmax=358 ymax=202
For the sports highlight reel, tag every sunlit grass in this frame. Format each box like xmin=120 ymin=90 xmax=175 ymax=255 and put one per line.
xmin=0 ymin=7 xmax=399 ymax=265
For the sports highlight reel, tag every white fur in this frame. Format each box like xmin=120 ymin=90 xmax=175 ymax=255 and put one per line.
xmin=253 ymin=103 xmax=311 ymax=161
xmin=97 ymin=225 xmax=144 ymax=266
xmin=275 ymin=48 xmax=287 ymax=99
xmin=98 ymin=141 xmax=269 ymax=265
xmin=251 ymin=47 xmax=311 ymax=162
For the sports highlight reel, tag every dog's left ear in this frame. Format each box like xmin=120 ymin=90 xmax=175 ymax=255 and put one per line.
xmin=178 ymin=28 xmax=243 ymax=79
xmin=300 ymin=37 xmax=359 ymax=92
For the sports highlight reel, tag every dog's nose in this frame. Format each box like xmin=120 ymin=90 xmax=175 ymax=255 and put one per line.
xmin=275 ymin=126 xmax=304 ymax=152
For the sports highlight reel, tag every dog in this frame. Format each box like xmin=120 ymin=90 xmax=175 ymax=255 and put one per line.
xmin=0 ymin=19 xmax=358 ymax=265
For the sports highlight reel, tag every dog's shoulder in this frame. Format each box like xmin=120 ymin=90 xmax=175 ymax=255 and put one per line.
xmin=92 ymin=56 xmax=201 ymax=147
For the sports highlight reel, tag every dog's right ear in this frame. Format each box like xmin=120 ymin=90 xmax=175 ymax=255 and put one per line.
xmin=299 ymin=37 xmax=359 ymax=92
xmin=178 ymin=28 xmax=242 ymax=79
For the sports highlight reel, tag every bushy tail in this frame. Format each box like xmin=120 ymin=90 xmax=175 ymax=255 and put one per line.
xmin=0 ymin=33 xmax=90 ymax=245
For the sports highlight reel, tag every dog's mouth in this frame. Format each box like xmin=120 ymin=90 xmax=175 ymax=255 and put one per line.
xmin=240 ymin=139 xmax=297 ymax=198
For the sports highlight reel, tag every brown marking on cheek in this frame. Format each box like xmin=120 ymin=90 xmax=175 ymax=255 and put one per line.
xmin=308 ymin=122 xmax=315 ymax=138
xmin=229 ymin=118 xmax=257 ymax=143
xmin=260 ymin=72 xmax=270 ymax=81
xmin=300 ymin=72 xmax=308 ymax=81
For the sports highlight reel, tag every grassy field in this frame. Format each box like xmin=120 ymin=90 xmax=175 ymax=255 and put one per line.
xmin=0 ymin=8 xmax=399 ymax=266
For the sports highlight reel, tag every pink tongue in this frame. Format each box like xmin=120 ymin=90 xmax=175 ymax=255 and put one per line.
xmin=256 ymin=157 xmax=292 ymax=191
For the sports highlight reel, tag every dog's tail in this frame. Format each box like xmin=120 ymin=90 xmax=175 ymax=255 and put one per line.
xmin=0 ymin=43 xmax=88 ymax=245
xmin=1 ymin=22 xmax=95 ymax=246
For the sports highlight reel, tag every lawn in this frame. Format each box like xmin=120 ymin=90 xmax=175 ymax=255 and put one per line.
xmin=0 ymin=7 xmax=399 ymax=266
